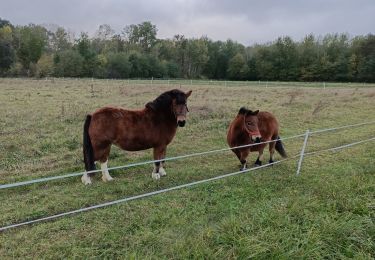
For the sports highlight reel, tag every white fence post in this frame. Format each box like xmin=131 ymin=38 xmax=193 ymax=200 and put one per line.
xmin=296 ymin=129 xmax=310 ymax=175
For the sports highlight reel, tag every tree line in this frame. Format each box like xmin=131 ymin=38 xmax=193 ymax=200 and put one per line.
xmin=1 ymin=18 xmax=374 ymax=82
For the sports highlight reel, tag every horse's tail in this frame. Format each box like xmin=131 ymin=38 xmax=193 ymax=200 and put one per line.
xmin=83 ymin=115 xmax=96 ymax=174
xmin=275 ymin=136 xmax=287 ymax=158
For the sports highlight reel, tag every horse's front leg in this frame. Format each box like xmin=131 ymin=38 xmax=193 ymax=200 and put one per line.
xmin=152 ymin=146 xmax=166 ymax=180
xmin=159 ymin=147 xmax=167 ymax=177
xmin=255 ymin=147 xmax=264 ymax=166
xmin=239 ymin=148 xmax=250 ymax=171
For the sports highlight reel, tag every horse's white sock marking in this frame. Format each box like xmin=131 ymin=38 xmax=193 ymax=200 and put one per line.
xmin=152 ymin=166 xmax=160 ymax=180
xmin=101 ymin=160 xmax=114 ymax=182
xmin=159 ymin=167 xmax=167 ymax=176
xmin=81 ymin=173 xmax=92 ymax=185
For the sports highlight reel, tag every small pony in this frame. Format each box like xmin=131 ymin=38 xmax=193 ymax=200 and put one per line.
xmin=227 ymin=107 xmax=287 ymax=170
xmin=82 ymin=89 xmax=192 ymax=185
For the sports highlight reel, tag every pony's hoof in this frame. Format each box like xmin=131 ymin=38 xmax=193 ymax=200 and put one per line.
xmin=152 ymin=172 xmax=161 ymax=180
xmin=269 ymin=160 xmax=275 ymax=165
xmin=81 ymin=175 xmax=92 ymax=185
xmin=240 ymin=167 xmax=247 ymax=171
xmin=102 ymin=175 xmax=114 ymax=182
xmin=159 ymin=167 xmax=167 ymax=177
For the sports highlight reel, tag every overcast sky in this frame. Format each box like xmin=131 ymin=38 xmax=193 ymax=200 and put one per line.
xmin=1 ymin=0 xmax=374 ymax=45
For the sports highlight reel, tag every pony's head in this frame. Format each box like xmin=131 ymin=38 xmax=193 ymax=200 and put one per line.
xmin=239 ymin=107 xmax=261 ymax=143
xmin=146 ymin=89 xmax=192 ymax=127
xmin=171 ymin=90 xmax=192 ymax=127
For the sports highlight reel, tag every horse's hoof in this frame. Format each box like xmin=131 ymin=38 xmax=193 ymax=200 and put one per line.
xmin=240 ymin=167 xmax=247 ymax=171
xmin=269 ymin=160 xmax=275 ymax=165
xmin=159 ymin=167 xmax=167 ymax=177
xmin=102 ymin=175 xmax=114 ymax=182
xmin=81 ymin=175 xmax=92 ymax=185
xmin=152 ymin=172 xmax=161 ymax=180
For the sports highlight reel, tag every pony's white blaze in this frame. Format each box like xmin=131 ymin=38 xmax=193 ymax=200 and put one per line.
xmin=101 ymin=160 xmax=114 ymax=182
xmin=81 ymin=173 xmax=92 ymax=185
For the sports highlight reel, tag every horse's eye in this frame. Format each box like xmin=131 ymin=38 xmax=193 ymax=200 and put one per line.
xmin=247 ymin=122 xmax=252 ymax=126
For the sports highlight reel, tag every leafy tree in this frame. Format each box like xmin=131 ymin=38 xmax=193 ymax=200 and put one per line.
xmin=106 ymin=52 xmax=131 ymax=78
xmin=357 ymin=34 xmax=375 ymax=82
xmin=273 ymin=36 xmax=299 ymax=80
xmin=0 ymin=25 xmax=15 ymax=73
xmin=123 ymin=21 xmax=157 ymax=52
xmin=51 ymin=27 xmax=72 ymax=52
xmin=227 ymin=53 xmax=248 ymax=80
xmin=76 ymin=32 xmax=98 ymax=77
xmin=36 ymin=54 xmax=54 ymax=77
xmin=0 ymin=18 xmax=11 ymax=28
xmin=165 ymin=61 xmax=180 ymax=78
xmin=14 ymin=25 xmax=48 ymax=72
xmin=54 ymin=50 xmax=84 ymax=77
xmin=128 ymin=51 xmax=150 ymax=78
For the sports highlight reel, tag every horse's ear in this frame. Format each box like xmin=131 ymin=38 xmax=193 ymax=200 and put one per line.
xmin=185 ymin=90 xmax=192 ymax=98
xmin=253 ymin=110 xmax=259 ymax=115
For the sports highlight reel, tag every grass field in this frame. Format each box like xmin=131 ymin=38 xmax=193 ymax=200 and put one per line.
xmin=0 ymin=78 xmax=374 ymax=259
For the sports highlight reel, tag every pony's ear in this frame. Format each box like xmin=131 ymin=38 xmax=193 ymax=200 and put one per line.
xmin=185 ymin=90 xmax=192 ymax=98
xmin=253 ymin=110 xmax=259 ymax=115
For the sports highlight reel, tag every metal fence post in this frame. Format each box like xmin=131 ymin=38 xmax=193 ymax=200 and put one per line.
xmin=296 ymin=129 xmax=310 ymax=175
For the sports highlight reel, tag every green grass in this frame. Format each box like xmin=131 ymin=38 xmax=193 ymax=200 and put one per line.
xmin=0 ymin=78 xmax=374 ymax=259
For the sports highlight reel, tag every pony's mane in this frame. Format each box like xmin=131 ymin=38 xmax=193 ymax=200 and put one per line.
xmin=146 ymin=89 xmax=186 ymax=111
xmin=238 ymin=107 xmax=249 ymax=115
xmin=238 ymin=107 xmax=259 ymax=116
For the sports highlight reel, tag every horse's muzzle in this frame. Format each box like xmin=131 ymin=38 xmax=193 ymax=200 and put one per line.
xmin=254 ymin=137 xmax=261 ymax=143
xmin=177 ymin=120 xmax=186 ymax=127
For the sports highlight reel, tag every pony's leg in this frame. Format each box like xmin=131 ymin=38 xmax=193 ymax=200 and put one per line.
xmin=98 ymin=145 xmax=113 ymax=182
xmin=81 ymin=173 xmax=92 ymax=185
xmin=101 ymin=160 xmax=114 ymax=182
xmin=152 ymin=147 xmax=164 ymax=180
xmin=269 ymin=140 xmax=276 ymax=164
xmin=159 ymin=147 xmax=167 ymax=177
xmin=240 ymin=149 xmax=250 ymax=171
xmin=255 ymin=149 xmax=264 ymax=166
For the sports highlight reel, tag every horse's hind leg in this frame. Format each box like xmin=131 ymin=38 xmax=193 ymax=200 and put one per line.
xmin=269 ymin=140 xmax=276 ymax=164
xmin=99 ymin=145 xmax=113 ymax=182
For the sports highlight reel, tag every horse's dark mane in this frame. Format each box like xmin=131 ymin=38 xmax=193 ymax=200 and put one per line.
xmin=146 ymin=89 xmax=186 ymax=111
xmin=238 ymin=107 xmax=258 ymax=116
xmin=238 ymin=107 xmax=249 ymax=115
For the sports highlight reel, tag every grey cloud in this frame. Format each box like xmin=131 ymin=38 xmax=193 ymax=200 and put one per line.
xmin=1 ymin=0 xmax=374 ymax=44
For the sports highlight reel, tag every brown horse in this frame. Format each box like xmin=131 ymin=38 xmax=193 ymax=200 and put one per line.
xmin=82 ymin=89 xmax=192 ymax=185
xmin=227 ymin=107 xmax=287 ymax=170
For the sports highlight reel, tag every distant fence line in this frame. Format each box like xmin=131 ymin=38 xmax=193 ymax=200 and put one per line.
xmin=2 ymin=77 xmax=375 ymax=88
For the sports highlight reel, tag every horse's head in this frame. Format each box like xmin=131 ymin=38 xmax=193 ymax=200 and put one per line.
xmin=242 ymin=108 xmax=261 ymax=143
xmin=172 ymin=90 xmax=192 ymax=127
